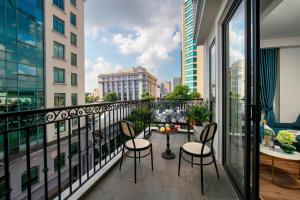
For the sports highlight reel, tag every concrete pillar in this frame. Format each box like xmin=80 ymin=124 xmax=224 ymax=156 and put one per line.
xmin=121 ymin=81 xmax=124 ymax=101
xmin=127 ymin=80 xmax=129 ymax=100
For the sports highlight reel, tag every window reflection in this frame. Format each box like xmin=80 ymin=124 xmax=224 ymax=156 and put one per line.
xmin=17 ymin=12 xmax=36 ymax=46
xmin=225 ymin=0 xmax=245 ymax=191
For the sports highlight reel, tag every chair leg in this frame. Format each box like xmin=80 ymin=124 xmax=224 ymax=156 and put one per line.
xmin=200 ymin=157 xmax=204 ymax=195
xmin=119 ymin=146 xmax=125 ymax=171
xmin=134 ymin=151 xmax=137 ymax=183
xmin=212 ymin=152 xmax=220 ymax=179
xmin=191 ymin=155 xmax=193 ymax=168
xmin=150 ymin=144 xmax=153 ymax=171
xmin=139 ymin=151 xmax=141 ymax=163
xmin=178 ymin=147 xmax=182 ymax=176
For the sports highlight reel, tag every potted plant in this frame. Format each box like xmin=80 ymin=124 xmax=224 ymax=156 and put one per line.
xmin=188 ymin=102 xmax=211 ymax=141
xmin=276 ymin=130 xmax=297 ymax=153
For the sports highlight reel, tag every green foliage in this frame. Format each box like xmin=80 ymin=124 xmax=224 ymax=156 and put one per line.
xmin=85 ymin=95 xmax=99 ymax=103
xmin=166 ymin=85 xmax=201 ymax=100
xmin=127 ymin=106 xmax=150 ymax=133
xmin=103 ymin=92 xmax=119 ymax=102
xmin=277 ymin=130 xmax=296 ymax=145
xmin=85 ymin=95 xmax=94 ymax=103
xmin=190 ymin=91 xmax=201 ymax=99
xmin=264 ymin=129 xmax=275 ymax=137
xmin=141 ymin=92 xmax=155 ymax=100
xmin=187 ymin=102 xmax=211 ymax=126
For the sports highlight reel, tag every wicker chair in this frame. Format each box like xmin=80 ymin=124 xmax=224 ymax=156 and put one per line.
xmin=178 ymin=123 xmax=219 ymax=194
xmin=119 ymin=120 xmax=153 ymax=183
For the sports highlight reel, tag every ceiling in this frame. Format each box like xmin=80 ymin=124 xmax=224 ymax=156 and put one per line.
xmin=260 ymin=0 xmax=300 ymax=40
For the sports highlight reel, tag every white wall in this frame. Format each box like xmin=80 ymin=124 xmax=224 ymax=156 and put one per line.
xmin=279 ymin=47 xmax=300 ymax=122
xmin=261 ymin=37 xmax=300 ymax=123
xmin=201 ymin=0 xmax=234 ymax=162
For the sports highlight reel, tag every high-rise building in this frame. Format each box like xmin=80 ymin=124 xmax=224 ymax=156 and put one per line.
xmin=45 ymin=0 xmax=85 ymax=142
xmin=98 ymin=67 xmax=157 ymax=101
xmin=159 ymin=81 xmax=172 ymax=97
xmin=0 ymin=1 xmax=86 ymax=198
xmin=181 ymin=0 xmax=203 ymax=94
xmin=172 ymin=77 xmax=182 ymax=90
xmin=0 ymin=0 xmax=85 ymax=151
xmin=0 ymin=0 xmax=45 ymax=154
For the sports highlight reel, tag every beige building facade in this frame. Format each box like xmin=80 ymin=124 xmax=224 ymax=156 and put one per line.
xmin=98 ymin=67 xmax=157 ymax=101
xmin=44 ymin=0 xmax=85 ymax=142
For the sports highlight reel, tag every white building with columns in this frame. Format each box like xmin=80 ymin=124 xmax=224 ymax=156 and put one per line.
xmin=98 ymin=67 xmax=157 ymax=101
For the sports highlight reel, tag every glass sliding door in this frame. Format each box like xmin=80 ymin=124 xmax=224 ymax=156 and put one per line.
xmin=222 ymin=0 xmax=260 ymax=199
xmin=223 ymin=0 xmax=246 ymax=197
xmin=209 ymin=40 xmax=216 ymax=122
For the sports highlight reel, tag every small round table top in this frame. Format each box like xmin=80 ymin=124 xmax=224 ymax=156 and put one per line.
xmin=157 ymin=128 xmax=178 ymax=134
xmin=260 ymin=145 xmax=300 ymax=161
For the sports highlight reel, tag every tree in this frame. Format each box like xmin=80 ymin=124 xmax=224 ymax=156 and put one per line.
xmin=190 ymin=91 xmax=201 ymax=99
xmin=166 ymin=85 xmax=201 ymax=100
xmin=85 ymin=95 xmax=94 ymax=103
xmin=141 ymin=92 xmax=155 ymax=100
xmin=103 ymin=92 xmax=118 ymax=102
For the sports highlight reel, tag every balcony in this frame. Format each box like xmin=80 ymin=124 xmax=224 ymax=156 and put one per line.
xmin=83 ymin=131 xmax=237 ymax=200
xmin=0 ymin=99 xmax=237 ymax=200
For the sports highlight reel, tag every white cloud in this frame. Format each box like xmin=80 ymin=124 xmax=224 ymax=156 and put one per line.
xmin=85 ymin=0 xmax=181 ymax=75
xmin=85 ymin=25 xmax=100 ymax=39
xmin=85 ymin=57 xmax=124 ymax=92
xmin=111 ymin=3 xmax=181 ymax=72
xmin=100 ymin=36 xmax=109 ymax=43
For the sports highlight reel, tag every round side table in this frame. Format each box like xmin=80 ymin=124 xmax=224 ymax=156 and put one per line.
xmin=158 ymin=128 xmax=177 ymax=159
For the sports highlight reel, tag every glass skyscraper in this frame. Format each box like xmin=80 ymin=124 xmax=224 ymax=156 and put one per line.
xmin=182 ymin=0 xmax=198 ymax=91
xmin=0 ymin=0 xmax=45 ymax=154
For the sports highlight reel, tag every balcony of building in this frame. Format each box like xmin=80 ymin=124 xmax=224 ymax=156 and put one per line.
xmin=0 ymin=99 xmax=237 ymax=200
xmin=82 ymin=131 xmax=236 ymax=200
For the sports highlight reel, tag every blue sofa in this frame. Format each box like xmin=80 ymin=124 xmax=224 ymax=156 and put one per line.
xmin=268 ymin=114 xmax=300 ymax=151
xmin=269 ymin=114 xmax=300 ymax=132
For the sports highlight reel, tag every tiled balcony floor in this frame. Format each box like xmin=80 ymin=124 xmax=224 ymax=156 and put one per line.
xmin=83 ymin=132 xmax=237 ymax=200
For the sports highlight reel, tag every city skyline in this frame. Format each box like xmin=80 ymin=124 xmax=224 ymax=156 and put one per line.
xmin=84 ymin=0 xmax=182 ymax=92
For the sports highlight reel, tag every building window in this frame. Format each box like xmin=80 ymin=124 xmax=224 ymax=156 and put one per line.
xmin=70 ymin=0 xmax=76 ymax=7
xmin=53 ymin=0 xmax=64 ymax=10
xmin=70 ymin=32 xmax=77 ymax=46
xmin=54 ymin=93 xmax=65 ymax=107
xmin=70 ymin=13 xmax=76 ymax=26
xmin=71 ymin=53 xmax=77 ymax=66
xmin=17 ymin=12 xmax=36 ymax=46
xmin=54 ymin=153 xmax=66 ymax=171
xmin=53 ymin=16 xmax=65 ymax=35
xmin=209 ymin=40 xmax=216 ymax=122
xmin=21 ymin=166 xmax=39 ymax=191
xmin=18 ymin=64 xmax=37 ymax=76
xmin=71 ymin=93 xmax=77 ymax=105
xmin=55 ymin=121 xmax=66 ymax=133
xmin=71 ymin=73 xmax=77 ymax=86
xmin=72 ymin=118 xmax=78 ymax=126
xmin=53 ymin=41 xmax=65 ymax=59
xmin=53 ymin=68 xmax=65 ymax=83
xmin=70 ymin=142 xmax=79 ymax=156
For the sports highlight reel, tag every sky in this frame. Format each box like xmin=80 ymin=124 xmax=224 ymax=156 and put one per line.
xmin=84 ymin=0 xmax=182 ymax=92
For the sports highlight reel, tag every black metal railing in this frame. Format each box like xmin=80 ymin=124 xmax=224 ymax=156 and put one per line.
xmin=0 ymin=98 xmax=202 ymax=200
xmin=0 ymin=100 xmax=151 ymax=200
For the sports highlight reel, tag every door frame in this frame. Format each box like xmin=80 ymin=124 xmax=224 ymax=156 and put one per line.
xmin=222 ymin=0 xmax=245 ymax=198
xmin=221 ymin=0 xmax=260 ymax=199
